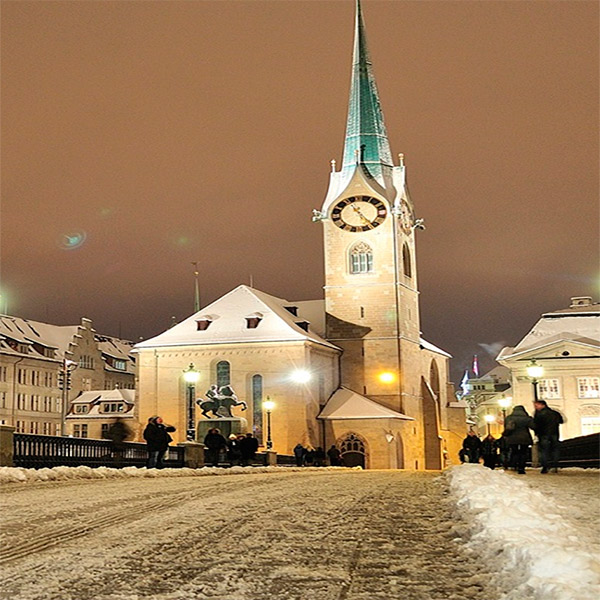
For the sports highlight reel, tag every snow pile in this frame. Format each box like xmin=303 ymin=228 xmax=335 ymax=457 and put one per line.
xmin=447 ymin=464 xmax=600 ymax=600
xmin=0 ymin=464 xmax=353 ymax=485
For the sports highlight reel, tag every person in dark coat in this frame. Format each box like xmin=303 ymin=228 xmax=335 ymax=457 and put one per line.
xmin=533 ymin=400 xmax=564 ymax=473
xmin=314 ymin=447 xmax=326 ymax=467
xmin=106 ymin=417 xmax=132 ymax=467
xmin=461 ymin=431 xmax=482 ymax=463
xmin=304 ymin=448 xmax=315 ymax=466
xmin=203 ymin=428 xmax=228 ymax=467
xmin=480 ymin=434 xmax=499 ymax=469
xmin=327 ymin=445 xmax=341 ymax=466
xmin=143 ymin=416 xmax=176 ymax=469
xmin=502 ymin=405 xmax=535 ymax=474
xmin=293 ymin=443 xmax=306 ymax=467
xmin=227 ymin=434 xmax=242 ymax=466
xmin=239 ymin=433 xmax=259 ymax=466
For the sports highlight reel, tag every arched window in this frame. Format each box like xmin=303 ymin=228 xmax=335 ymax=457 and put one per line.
xmin=350 ymin=242 xmax=373 ymax=274
xmin=216 ymin=361 xmax=230 ymax=387
xmin=402 ymin=243 xmax=412 ymax=278
xmin=430 ymin=360 xmax=440 ymax=398
xmin=338 ymin=432 xmax=367 ymax=468
xmin=252 ymin=374 xmax=263 ymax=444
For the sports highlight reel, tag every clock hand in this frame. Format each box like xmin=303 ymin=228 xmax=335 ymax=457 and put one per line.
xmin=351 ymin=205 xmax=370 ymax=225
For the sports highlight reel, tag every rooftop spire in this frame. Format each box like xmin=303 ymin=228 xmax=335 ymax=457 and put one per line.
xmin=342 ymin=0 xmax=393 ymax=182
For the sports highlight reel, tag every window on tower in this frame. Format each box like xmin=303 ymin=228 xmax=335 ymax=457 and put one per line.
xmin=349 ymin=242 xmax=373 ymax=274
xmin=402 ymin=243 xmax=412 ymax=278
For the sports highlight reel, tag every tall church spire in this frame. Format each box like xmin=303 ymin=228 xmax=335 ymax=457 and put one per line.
xmin=342 ymin=0 xmax=393 ymax=183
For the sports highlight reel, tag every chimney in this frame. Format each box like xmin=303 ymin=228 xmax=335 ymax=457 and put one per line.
xmin=570 ymin=296 xmax=593 ymax=308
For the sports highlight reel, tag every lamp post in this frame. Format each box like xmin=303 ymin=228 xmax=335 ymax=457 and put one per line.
xmin=58 ymin=359 xmax=78 ymax=436
xmin=526 ymin=359 xmax=544 ymax=402
xmin=483 ymin=414 xmax=496 ymax=436
xmin=182 ymin=363 xmax=200 ymax=441
xmin=498 ymin=396 xmax=512 ymax=423
xmin=263 ymin=397 xmax=275 ymax=450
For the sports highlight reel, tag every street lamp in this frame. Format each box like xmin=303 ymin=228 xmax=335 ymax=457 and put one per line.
xmin=182 ymin=363 xmax=200 ymax=441
xmin=58 ymin=359 xmax=78 ymax=436
xmin=483 ymin=414 xmax=496 ymax=436
xmin=526 ymin=359 xmax=544 ymax=402
xmin=498 ymin=396 xmax=512 ymax=422
xmin=263 ymin=397 xmax=275 ymax=450
xmin=290 ymin=370 xmax=311 ymax=384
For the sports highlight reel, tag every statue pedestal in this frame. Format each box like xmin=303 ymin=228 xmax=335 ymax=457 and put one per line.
xmin=196 ymin=418 xmax=248 ymax=442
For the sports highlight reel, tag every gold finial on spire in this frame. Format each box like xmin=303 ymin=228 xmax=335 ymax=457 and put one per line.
xmin=330 ymin=159 xmax=336 ymax=172
xmin=398 ymin=153 xmax=405 ymax=167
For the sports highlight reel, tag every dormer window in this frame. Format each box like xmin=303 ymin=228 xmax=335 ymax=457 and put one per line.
xmin=295 ymin=321 xmax=309 ymax=332
xmin=245 ymin=313 xmax=263 ymax=329
xmin=113 ymin=359 xmax=126 ymax=370
xmin=284 ymin=306 xmax=298 ymax=316
xmin=196 ymin=319 xmax=212 ymax=331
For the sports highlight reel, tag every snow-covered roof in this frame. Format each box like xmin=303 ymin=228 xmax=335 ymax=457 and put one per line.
xmin=67 ymin=389 xmax=135 ymax=419
xmin=420 ymin=337 xmax=452 ymax=359
xmin=318 ymin=387 xmax=414 ymax=421
xmin=135 ymin=286 xmax=340 ymax=351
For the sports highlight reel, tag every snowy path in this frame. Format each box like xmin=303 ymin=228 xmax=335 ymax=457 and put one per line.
xmin=0 ymin=470 xmax=499 ymax=600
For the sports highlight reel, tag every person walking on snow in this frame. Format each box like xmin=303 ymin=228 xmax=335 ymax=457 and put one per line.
xmin=293 ymin=443 xmax=306 ymax=467
xmin=461 ymin=431 xmax=482 ymax=463
xmin=502 ymin=405 xmax=534 ymax=474
xmin=239 ymin=432 xmax=259 ymax=466
xmin=327 ymin=445 xmax=341 ymax=466
xmin=480 ymin=434 xmax=499 ymax=469
xmin=203 ymin=427 xmax=228 ymax=467
xmin=533 ymin=399 xmax=564 ymax=473
xmin=143 ymin=416 xmax=176 ymax=469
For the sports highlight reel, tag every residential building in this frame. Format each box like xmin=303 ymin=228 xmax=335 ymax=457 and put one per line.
xmin=497 ymin=296 xmax=600 ymax=439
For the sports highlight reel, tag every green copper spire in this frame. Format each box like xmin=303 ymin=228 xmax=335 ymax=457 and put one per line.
xmin=342 ymin=0 xmax=393 ymax=181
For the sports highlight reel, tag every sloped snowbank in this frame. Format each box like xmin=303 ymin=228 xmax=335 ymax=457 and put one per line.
xmin=0 ymin=464 xmax=351 ymax=484
xmin=447 ymin=464 xmax=600 ymax=600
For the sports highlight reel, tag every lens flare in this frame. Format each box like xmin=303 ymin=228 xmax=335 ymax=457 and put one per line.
xmin=58 ymin=231 xmax=87 ymax=250
xmin=378 ymin=372 xmax=396 ymax=384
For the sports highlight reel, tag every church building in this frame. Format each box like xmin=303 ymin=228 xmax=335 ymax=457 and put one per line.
xmin=135 ymin=0 xmax=466 ymax=469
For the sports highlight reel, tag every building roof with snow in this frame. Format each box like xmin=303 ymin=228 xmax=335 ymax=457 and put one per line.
xmin=135 ymin=285 xmax=340 ymax=351
xmin=498 ymin=296 xmax=599 ymax=360
xmin=67 ymin=388 xmax=135 ymax=419
xmin=318 ymin=387 xmax=414 ymax=421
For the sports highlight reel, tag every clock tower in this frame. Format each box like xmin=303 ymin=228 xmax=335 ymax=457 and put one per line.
xmin=315 ymin=0 xmax=422 ymax=418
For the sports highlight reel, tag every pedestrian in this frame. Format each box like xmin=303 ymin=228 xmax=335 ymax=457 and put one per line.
xmin=327 ymin=444 xmax=341 ymax=466
xmin=203 ymin=427 xmax=228 ymax=467
xmin=533 ymin=400 xmax=564 ymax=473
xmin=227 ymin=433 xmax=242 ymax=466
xmin=304 ymin=447 xmax=315 ymax=466
xmin=293 ymin=443 xmax=306 ymax=467
xmin=106 ymin=417 xmax=132 ymax=467
xmin=502 ymin=405 xmax=535 ymax=474
xmin=143 ymin=416 xmax=176 ymax=469
xmin=239 ymin=432 xmax=259 ymax=466
xmin=314 ymin=446 xmax=326 ymax=467
xmin=480 ymin=434 xmax=499 ymax=469
xmin=461 ymin=431 xmax=482 ymax=463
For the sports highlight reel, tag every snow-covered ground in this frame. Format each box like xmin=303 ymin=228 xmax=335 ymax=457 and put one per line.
xmin=448 ymin=465 xmax=600 ymax=600
xmin=0 ymin=465 xmax=598 ymax=599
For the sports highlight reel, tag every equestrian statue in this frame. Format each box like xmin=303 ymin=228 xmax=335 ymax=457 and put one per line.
xmin=197 ymin=384 xmax=247 ymax=418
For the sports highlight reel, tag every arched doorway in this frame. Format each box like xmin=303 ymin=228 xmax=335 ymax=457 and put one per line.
xmin=338 ymin=432 xmax=367 ymax=468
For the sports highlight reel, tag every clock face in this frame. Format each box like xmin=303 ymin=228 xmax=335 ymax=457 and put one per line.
xmin=399 ymin=201 xmax=414 ymax=232
xmin=331 ymin=196 xmax=387 ymax=232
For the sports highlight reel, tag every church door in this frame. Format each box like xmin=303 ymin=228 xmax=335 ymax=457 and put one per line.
xmin=339 ymin=433 xmax=367 ymax=468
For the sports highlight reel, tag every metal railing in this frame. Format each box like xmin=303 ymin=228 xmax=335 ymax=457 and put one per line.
xmin=13 ymin=433 xmax=185 ymax=469
xmin=558 ymin=433 xmax=600 ymax=468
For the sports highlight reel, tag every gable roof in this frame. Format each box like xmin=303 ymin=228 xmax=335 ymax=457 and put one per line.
xmin=135 ymin=285 xmax=340 ymax=351
xmin=318 ymin=387 xmax=414 ymax=421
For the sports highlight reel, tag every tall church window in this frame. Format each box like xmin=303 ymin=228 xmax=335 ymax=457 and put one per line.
xmin=252 ymin=374 xmax=263 ymax=444
xmin=216 ymin=361 xmax=231 ymax=387
xmin=349 ymin=242 xmax=373 ymax=274
xmin=402 ymin=243 xmax=412 ymax=278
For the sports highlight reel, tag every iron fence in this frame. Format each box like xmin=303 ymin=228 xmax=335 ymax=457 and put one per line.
xmin=13 ymin=433 xmax=185 ymax=469
xmin=558 ymin=432 xmax=600 ymax=468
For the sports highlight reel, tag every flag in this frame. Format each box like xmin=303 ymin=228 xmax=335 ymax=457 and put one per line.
xmin=472 ymin=355 xmax=480 ymax=378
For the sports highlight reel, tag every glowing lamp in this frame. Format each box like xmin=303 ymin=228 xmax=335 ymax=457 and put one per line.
xmin=498 ymin=397 xmax=512 ymax=409
xmin=483 ymin=414 xmax=496 ymax=424
xmin=526 ymin=360 xmax=544 ymax=380
xmin=290 ymin=369 xmax=311 ymax=384
xmin=182 ymin=364 xmax=200 ymax=384
xmin=378 ymin=372 xmax=396 ymax=384
xmin=263 ymin=399 xmax=276 ymax=412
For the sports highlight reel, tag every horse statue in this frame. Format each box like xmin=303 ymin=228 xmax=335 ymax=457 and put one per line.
xmin=197 ymin=384 xmax=247 ymax=419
